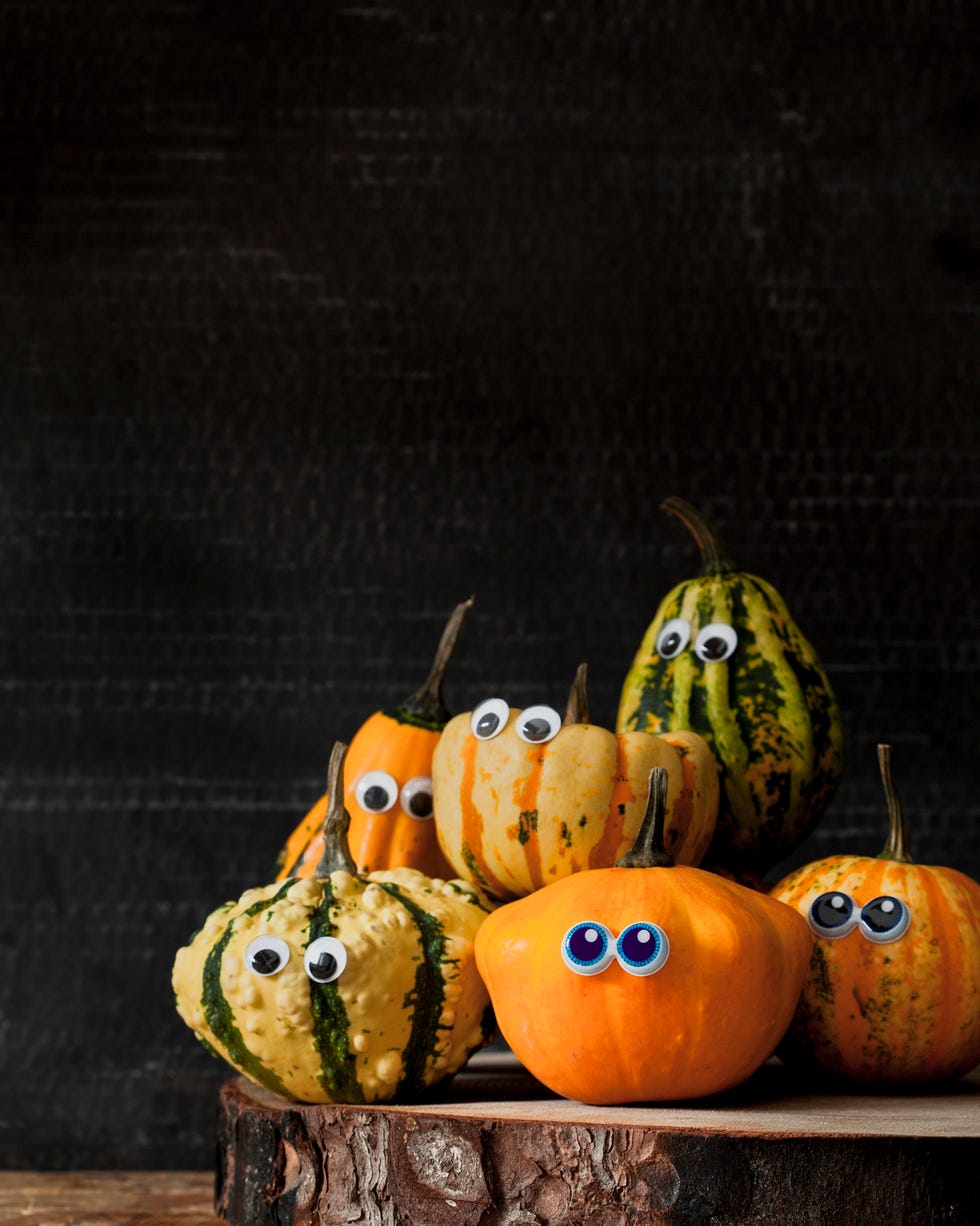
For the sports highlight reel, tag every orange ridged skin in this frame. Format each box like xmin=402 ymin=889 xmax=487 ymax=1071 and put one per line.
xmin=475 ymin=862 xmax=811 ymax=1104
xmin=771 ymin=853 xmax=980 ymax=1085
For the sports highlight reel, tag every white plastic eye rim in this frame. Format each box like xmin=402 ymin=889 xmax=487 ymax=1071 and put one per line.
xmin=655 ymin=617 xmax=691 ymax=660
xmin=400 ymin=775 xmax=434 ymax=820
xmin=354 ymin=769 xmax=399 ymax=813
xmin=807 ymin=892 xmax=859 ymax=940
xmin=859 ymin=896 xmax=912 ymax=944
xmin=515 ymin=704 xmax=563 ymax=744
xmin=244 ymin=935 xmax=291 ymax=977
xmin=693 ymin=622 xmax=738 ymax=663
xmin=470 ymin=697 xmax=510 ymax=740
xmin=615 ymin=922 xmax=670 ymax=976
xmin=304 ymin=936 xmax=348 ymax=984
xmin=561 ymin=921 xmax=616 ymax=976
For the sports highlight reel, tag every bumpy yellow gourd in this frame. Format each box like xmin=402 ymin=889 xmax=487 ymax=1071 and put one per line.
xmin=173 ymin=743 xmax=495 ymax=1104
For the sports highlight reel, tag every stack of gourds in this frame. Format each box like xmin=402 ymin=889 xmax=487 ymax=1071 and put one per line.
xmin=173 ymin=498 xmax=980 ymax=1106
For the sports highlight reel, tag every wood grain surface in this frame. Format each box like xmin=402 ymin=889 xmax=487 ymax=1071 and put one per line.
xmin=0 ymin=1171 xmax=219 ymax=1226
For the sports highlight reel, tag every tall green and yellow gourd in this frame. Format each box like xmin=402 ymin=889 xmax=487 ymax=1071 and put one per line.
xmin=617 ymin=497 xmax=844 ymax=880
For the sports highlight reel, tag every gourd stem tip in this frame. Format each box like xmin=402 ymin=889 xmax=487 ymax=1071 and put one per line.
xmin=660 ymin=496 xmax=735 ymax=575
xmin=315 ymin=740 xmax=358 ymax=878
xmin=616 ymin=766 xmax=674 ymax=869
xmin=876 ymin=742 xmax=913 ymax=863
xmin=402 ymin=596 xmax=475 ymax=725
xmin=564 ymin=662 xmax=589 ymax=725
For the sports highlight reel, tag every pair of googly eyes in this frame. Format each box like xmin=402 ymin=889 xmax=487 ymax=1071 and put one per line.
xmin=807 ymin=892 xmax=911 ymax=943
xmin=244 ymin=935 xmax=348 ymax=983
xmin=561 ymin=921 xmax=670 ymax=977
xmin=354 ymin=772 xmax=433 ymax=820
xmin=470 ymin=698 xmax=563 ymax=744
xmin=656 ymin=618 xmax=738 ymax=663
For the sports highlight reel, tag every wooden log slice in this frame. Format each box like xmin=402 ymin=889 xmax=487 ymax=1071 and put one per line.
xmin=215 ymin=1053 xmax=980 ymax=1225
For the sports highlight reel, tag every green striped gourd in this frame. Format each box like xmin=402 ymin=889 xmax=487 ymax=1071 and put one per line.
xmin=172 ymin=742 xmax=495 ymax=1104
xmin=617 ymin=497 xmax=843 ymax=879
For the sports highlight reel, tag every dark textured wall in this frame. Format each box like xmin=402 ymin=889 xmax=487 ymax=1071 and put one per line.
xmin=1 ymin=1 xmax=978 ymax=1170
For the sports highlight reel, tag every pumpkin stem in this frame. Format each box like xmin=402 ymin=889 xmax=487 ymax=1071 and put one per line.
xmin=661 ymin=496 xmax=735 ymax=575
xmin=393 ymin=596 xmax=475 ymax=729
xmin=616 ymin=767 xmax=674 ymax=868
xmin=315 ymin=741 xmax=358 ymax=878
xmin=564 ymin=662 xmax=589 ymax=725
xmin=876 ymin=743 xmax=914 ymax=863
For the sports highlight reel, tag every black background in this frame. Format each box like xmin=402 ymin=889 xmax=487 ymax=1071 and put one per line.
xmin=2 ymin=1 xmax=978 ymax=1170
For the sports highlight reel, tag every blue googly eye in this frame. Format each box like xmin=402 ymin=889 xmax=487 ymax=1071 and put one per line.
xmin=615 ymin=922 xmax=670 ymax=976
xmin=808 ymin=892 xmax=858 ymax=939
xmin=561 ymin=921 xmax=615 ymax=976
xmin=860 ymin=896 xmax=911 ymax=943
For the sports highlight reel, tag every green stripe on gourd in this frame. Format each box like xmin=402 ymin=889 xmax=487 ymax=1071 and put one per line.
xmin=617 ymin=498 xmax=843 ymax=879
xmin=307 ymin=877 xmax=365 ymax=1104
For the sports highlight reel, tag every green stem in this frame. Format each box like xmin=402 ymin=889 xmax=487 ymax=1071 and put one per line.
xmin=394 ymin=596 xmax=474 ymax=728
xmin=563 ymin=662 xmax=589 ymax=725
xmin=315 ymin=741 xmax=358 ymax=878
xmin=661 ymin=496 xmax=735 ymax=576
xmin=876 ymin=743 xmax=914 ymax=863
xmin=616 ymin=767 xmax=675 ymax=869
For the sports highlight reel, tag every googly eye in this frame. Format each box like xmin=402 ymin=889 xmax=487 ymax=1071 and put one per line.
xmin=304 ymin=936 xmax=348 ymax=984
xmin=470 ymin=698 xmax=510 ymax=740
xmin=860 ymin=896 xmax=911 ymax=943
xmin=245 ymin=935 xmax=291 ymax=977
xmin=561 ymin=921 xmax=615 ymax=976
xmin=515 ymin=705 xmax=562 ymax=744
xmin=615 ymin=922 xmax=670 ymax=976
xmin=808 ymin=892 xmax=858 ymax=939
xmin=400 ymin=775 xmax=434 ymax=820
xmin=694 ymin=623 xmax=738 ymax=663
xmin=656 ymin=618 xmax=691 ymax=660
xmin=355 ymin=770 xmax=399 ymax=813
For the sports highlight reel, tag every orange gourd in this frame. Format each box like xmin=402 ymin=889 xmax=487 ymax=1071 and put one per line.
xmin=432 ymin=664 xmax=719 ymax=902
xmin=770 ymin=744 xmax=980 ymax=1086
xmin=475 ymin=768 xmax=811 ymax=1103
xmin=277 ymin=599 xmax=472 ymax=880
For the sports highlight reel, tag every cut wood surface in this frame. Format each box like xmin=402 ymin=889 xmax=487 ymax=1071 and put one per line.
xmin=216 ymin=1053 xmax=980 ymax=1225
xmin=0 ymin=1171 xmax=219 ymax=1225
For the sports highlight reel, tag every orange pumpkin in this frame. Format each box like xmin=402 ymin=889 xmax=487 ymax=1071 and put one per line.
xmin=277 ymin=599 xmax=472 ymax=880
xmin=770 ymin=744 xmax=980 ymax=1086
xmin=474 ymin=768 xmax=811 ymax=1103
xmin=432 ymin=663 xmax=719 ymax=902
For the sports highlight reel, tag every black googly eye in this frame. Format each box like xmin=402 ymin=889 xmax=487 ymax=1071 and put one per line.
xmin=355 ymin=770 xmax=398 ymax=813
xmin=694 ymin=623 xmax=738 ymax=663
xmin=561 ymin=921 xmax=615 ymax=976
xmin=471 ymin=698 xmax=510 ymax=740
xmin=808 ymin=892 xmax=858 ymax=939
xmin=245 ymin=935 xmax=290 ymax=977
xmin=400 ymin=775 xmax=433 ymax=820
xmin=515 ymin=705 xmax=562 ymax=744
xmin=615 ymin=922 xmax=670 ymax=976
xmin=860 ymin=896 xmax=911 ymax=943
xmin=304 ymin=936 xmax=348 ymax=984
xmin=656 ymin=617 xmax=691 ymax=660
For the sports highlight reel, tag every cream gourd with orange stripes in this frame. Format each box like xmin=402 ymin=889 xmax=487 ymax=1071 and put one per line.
xmin=431 ymin=668 xmax=718 ymax=903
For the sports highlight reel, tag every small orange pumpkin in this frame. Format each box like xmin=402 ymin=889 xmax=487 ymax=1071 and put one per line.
xmin=770 ymin=744 xmax=980 ymax=1086
xmin=432 ymin=663 xmax=719 ymax=902
xmin=277 ymin=599 xmax=472 ymax=880
xmin=474 ymin=768 xmax=811 ymax=1104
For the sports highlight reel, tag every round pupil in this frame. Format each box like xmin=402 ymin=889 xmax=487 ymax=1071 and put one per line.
xmin=812 ymin=893 xmax=852 ymax=929
xmin=408 ymin=789 xmax=432 ymax=817
xmin=521 ymin=717 xmax=552 ymax=742
xmin=568 ymin=926 xmax=604 ymax=964
xmin=620 ymin=926 xmax=657 ymax=964
xmin=862 ymin=896 xmax=903 ymax=933
xmin=660 ymin=631 xmax=682 ymax=656
xmin=701 ymin=636 xmax=729 ymax=660
xmin=308 ymin=951 xmax=338 ymax=982
xmin=250 ymin=947 xmax=281 ymax=974
xmin=476 ymin=712 xmax=500 ymax=736
xmin=363 ymin=785 xmax=391 ymax=811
